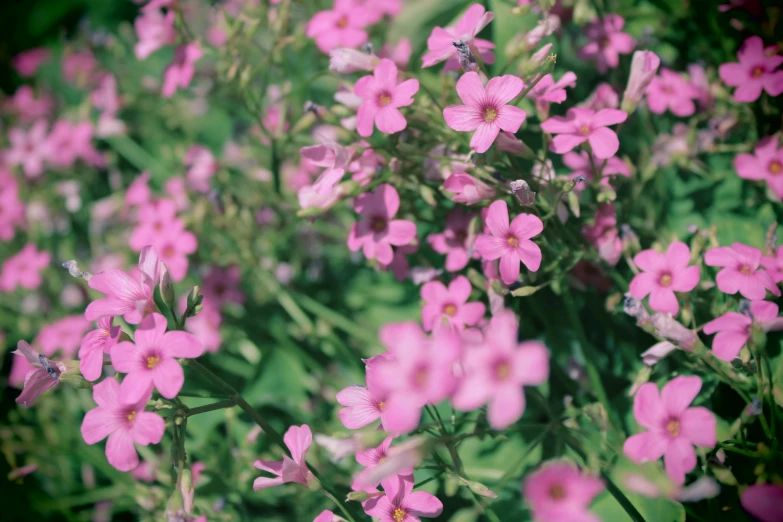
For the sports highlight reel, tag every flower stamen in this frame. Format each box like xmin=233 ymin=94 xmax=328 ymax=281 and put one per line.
xmin=146 ymin=356 xmax=161 ymax=369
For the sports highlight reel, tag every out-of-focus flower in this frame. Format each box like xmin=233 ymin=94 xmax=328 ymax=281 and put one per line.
xmin=62 ymin=50 xmax=97 ymax=84
xmin=300 ymin=140 xmax=356 ymax=194
xmin=523 ymin=461 xmax=604 ymax=522
xmin=363 ymin=474 xmax=442 ymax=521
xmin=734 ymin=137 xmax=783 ymax=200
xmin=578 ymin=15 xmax=634 ymax=73
xmin=541 ymin=108 xmax=627 ymax=159
xmin=202 ymin=265 xmax=244 ymax=307
xmin=336 ymin=355 xmax=392 ymax=430
xmin=12 ymin=48 xmax=50 ymax=76
xmin=91 ymin=74 xmax=122 ymax=115
xmin=378 ymin=38 xmax=411 ymax=69
xmin=581 ymin=83 xmax=619 ymax=111
xmin=0 ymin=171 xmax=25 ymax=240
xmin=355 ymin=59 xmax=419 ymax=137
xmin=305 ymin=0 xmax=373 ymax=54
xmin=646 ymin=69 xmax=700 ymax=117
xmin=5 ymin=121 xmax=49 ymax=178
xmin=651 ymin=314 xmax=697 ymax=350
xmin=563 ymin=150 xmax=629 ymax=191
xmin=582 ymin=204 xmax=622 ymax=265
xmin=0 ymin=243 xmax=50 ymax=292
xmin=629 ymin=242 xmax=700 ymax=315
xmin=703 ymin=301 xmax=783 ymax=361
xmin=126 ymin=172 xmax=152 ymax=208
xmin=79 ymin=316 xmax=121 ymax=381
xmin=740 ymin=484 xmax=783 ymax=522
xmin=422 ymin=4 xmax=494 ymax=70
xmin=184 ymin=145 xmax=218 ymax=193
xmin=134 ymin=4 xmax=176 ymax=59
xmin=129 ymin=199 xmax=180 ymax=251
xmin=46 ymin=120 xmax=105 ymax=168
xmin=705 ymin=243 xmax=780 ymax=300
xmin=253 ymin=424 xmax=317 ymax=490
xmin=622 ymin=50 xmax=661 ymax=112
xmin=421 ymin=276 xmax=485 ymax=332
xmin=329 ymin=48 xmax=379 ymax=74
xmin=427 ymin=209 xmax=478 ymax=272
xmin=347 ymin=184 xmax=417 ymax=264
xmin=719 ymin=36 xmax=783 ymax=103
xmin=443 ymin=172 xmax=496 ymax=205
xmin=162 ymin=43 xmax=203 ymax=98
xmin=5 ymin=86 xmax=54 ymax=122
xmin=352 ymin=436 xmax=413 ymax=491
xmin=13 ymin=341 xmax=67 ymax=407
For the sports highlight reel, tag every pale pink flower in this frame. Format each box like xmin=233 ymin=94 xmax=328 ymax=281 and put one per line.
xmin=336 ymin=355 xmax=393 ymax=430
xmin=164 ymin=176 xmax=190 ymax=211
xmin=355 ymin=59 xmax=419 ymax=137
xmin=162 ymin=43 xmax=203 ymax=98
xmin=362 ymin=0 xmax=402 ymax=22
xmin=151 ymin=227 xmax=197 ymax=282
xmin=528 ymin=72 xmax=577 ymax=112
xmin=300 ymin=140 xmax=356 ymax=194
xmin=36 ymin=316 xmax=91 ymax=358
xmin=91 ymin=74 xmax=122 ymax=115
xmin=581 ymin=83 xmax=620 ymax=111
xmin=379 ymin=38 xmax=412 ymax=70
xmin=688 ymin=64 xmax=714 ymax=108
xmin=314 ymin=511 xmax=336 ymax=522
xmin=81 ymin=378 xmax=165 ymax=472
xmin=111 ymin=312 xmax=203 ymax=403
xmin=253 ymin=424 xmax=316 ymax=490
xmin=578 ymin=15 xmax=635 ymax=73
xmin=629 ymin=242 xmax=700 ymax=315
xmin=13 ymin=341 xmax=66 ymax=408
xmin=741 ymin=484 xmax=783 ymax=522
xmin=202 ymin=265 xmax=244 ymax=306
xmin=719 ymin=36 xmax=783 ymax=102
xmin=5 ymin=85 xmax=54 ymax=122
xmin=179 ymin=295 xmax=222 ymax=353
xmin=427 ymin=208 xmax=478 ymax=271
xmin=347 ymin=184 xmax=417 ymax=264
xmin=0 ymin=172 xmax=25 ymax=241
xmin=79 ymin=316 xmax=122 ymax=381
xmin=703 ymin=301 xmax=783 ymax=361
xmin=329 ymin=48 xmax=379 ymax=74
xmin=125 ymin=172 xmax=152 ymax=208
xmin=129 ymin=199 xmax=181 ymax=251
xmin=421 ymin=276 xmax=485 ymax=332
xmin=363 ymin=474 xmax=443 ymax=522
xmin=474 ymin=200 xmax=543 ymax=285
xmin=582 ymin=204 xmax=622 ymax=265
xmin=443 ymin=172 xmax=496 ymax=205
xmin=452 ymin=311 xmax=549 ymax=429
xmin=623 ymin=376 xmax=716 ymax=485
xmin=523 ymin=461 xmax=604 ymax=522
xmin=62 ymin=50 xmax=97 ymax=84
xmin=352 ymin=436 xmax=413 ymax=491
xmin=646 ymin=69 xmax=700 ymax=117
xmin=563 ymin=150 xmax=629 ymax=190
xmin=641 ymin=341 xmax=678 ymax=366
xmin=541 ymin=107 xmax=627 ymax=159
xmin=622 ymin=50 xmax=661 ymax=112
xmin=46 ymin=120 xmax=105 ymax=168
xmin=12 ymin=48 xmax=50 ymax=77
xmin=421 ymin=4 xmax=495 ymax=70
xmin=443 ymin=72 xmax=526 ymax=154
xmin=734 ymin=137 xmax=783 ymax=200
xmin=5 ymin=121 xmax=49 ymax=178
xmin=184 ymin=145 xmax=218 ymax=193
xmin=134 ymin=5 xmax=176 ymax=59
xmin=705 ymin=243 xmax=780 ymax=300
xmin=305 ymin=0 xmax=373 ymax=54
xmin=0 ymin=243 xmax=50 ymax=292
xmin=522 ymin=15 xmax=559 ymax=49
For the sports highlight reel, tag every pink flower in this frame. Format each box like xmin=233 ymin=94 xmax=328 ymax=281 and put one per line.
xmin=126 ymin=172 xmax=152 ymax=208
xmin=0 ymin=243 xmax=50 ymax=292
xmin=622 ymin=50 xmax=661 ymax=112
xmin=363 ymin=474 xmax=443 ymax=522
xmin=563 ymin=150 xmax=629 ymax=190
xmin=81 ymin=378 xmax=165 ymax=472
xmin=541 ymin=108 xmax=627 ymax=159
xmin=111 ymin=312 xmax=203 ymax=403
xmin=36 ymin=316 xmax=91 ymax=358
xmin=5 ymin=121 xmax=49 ymax=178
xmin=5 ymin=85 xmax=54 ymax=122
xmin=762 ymin=245 xmax=783 ymax=283
xmin=645 ymin=69 xmax=700 ymax=117
xmin=741 ymin=484 xmax=783 ymax=522
xmin=578 ymin=15 xmax=635 ymax=73
xmin=581 ymin=83 xmax=620 ymax=111
xmin=452 ymin=311 xmax=549 ymax=429
xmin=719 ymin=36 xmax=783 ymax=102
xmin=151 ymin=227 xmax=197 ymax=282
xmin=0 ymin=172 xmax=25 ymax=241
xmin=13 ymin=341 xmax=66 ymax=408
xmin=85 ymin=246 xmax=161 ymax=324
xmin=474 ymin=200 xmax=543 ymax=285
xmin=336 ymin=357 xmax=394 ymax=430
xmin=352 ymin=436 xmax=413 ymax=491
xmin=734 ymin=137 xmax=783 ymax=199
xmin=202 ymin=265 xmax=244 ymax=307
xmin=582 ymin=204 xmax=622 ymax=265
xmin=180 ymin=296 xmax=222 ymax=353
xmin=623 ymin=376 xmax=716 ymax=485
xmin=421 ymin=276 xmax=485 ymax=332
xmin=705 ymin=243 xmax=780 ymax=300
xmin=313 ymin=511 xmax=336 ymax=522
xmin=62 ymin=50 xmax=97 ymax=84
xmin=79 ymin=316 xmax=122 ymax=381
xmin=629 ymin=242 xmax=700 ymax=315
xmin=184 ymin=145 xmax=218 ymax=193
xmin=253 ymin=424 xmax=316 ymax=490
xmin=134 ymin=4 xmax=176 ymax=59
xmin=443 ymin=72 xmax=526 ymax=153
xmin=12 ymin=48 xmax=50 ymax=77
xmin=129 ymin=199 xmax=181 ymax=250
xmin=703 ymin=301 xmax=783 ymax=361
xmin=421 ymin=4 xmax=494 ymax=70
xmin=379 ymin=38 xmax=412 ymax=69
xmin=523 ymin=461 xmax=604 ymax=522
xmin=443 ymin=172 xmax=496 ymax=205
xmin=528 ymin=72 xmax=577 ymax=109
xmin=91 ymin=74 xmax=122 ymax=115
xmin=162 ymin=43 xmax=203 ymax=98
xmin=355 ymin=59 xmax=419 ymax=137
xmin=427 ymin=209 xmax=478 ymax=271
xmin=305 ymin=0 xmax=372 ymax=54
xmin=347 ymin=184 xmax=417 ymax=264
xmin=46 ymin=120 xmax=104 ymax=168
xmin=300 ymin=140 xmax=356 ymax=194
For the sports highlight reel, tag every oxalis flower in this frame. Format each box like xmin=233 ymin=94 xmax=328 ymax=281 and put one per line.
xmin=420 ymin=276 xmax=485 ymax=332
xmin=629 ymin=241 xmax=700 ymax=315
xmin=421 ymin=3 xmax=495 ymax=70
xmin=110 ymin=312 xmax=203 ymax=403
xmin=719 ymin=36 xmax=783 ymax=103
xmin=443 ymin=72 xmax=526 ymax=153
xmin=623 ymin=376 xmax=716 ymax=485
xmin=362 ymin=474 xmax=443 ymax=522
xmin=704 ymin=243 xmax=780 ymax=300
xmin=541 ymin=107 xmax=628 ymax=159
xmin=734 ymin=137 xmax=783 ymax=200
xmin=79 ymin=316 xmax=122 ymax=381
xmin=703 ymin=301 xmax=783 ymax=362
xmin=13 ymin=341 xmax=67 ymax=408
xmin=253 ymin=424 xmax=317 ymax=490
xmin=355 ymin=59 xmax=419 ymax=137
xmin=352 ymin=436 xmax=414 ymax=492
xmin=523 ymin=461 xmax=604 ymax=522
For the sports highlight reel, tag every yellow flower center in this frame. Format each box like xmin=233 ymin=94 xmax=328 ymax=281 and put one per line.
xmin=739 ymin=265 xmax=752 ymax=275
xmin=393 ymin=508 xmax=407 ymax=522
xmin=483 ymin=108 xmax=498 ymax=122
xmin=162 ymin=245 xmax=175 ymax=258
xmin=103 ymin=329 xmax=110 ymax=336
xmin=549 ymin=483 xmax=566 ymax=500
xmin=507 ymin=236 xmax=519 ymax=248
xmin=659 ymin=274 xmax=672 ymax=287
xmin=336 ymin=16 xmax=348 ymax=28
xmin=751 ymin=66 xmax=765 ymax=78
xmin=495 ymin=361 xmax=512 ymax=381
xmin=667 ymin=419 xmax=681 ymax=437
xmin=378 ymin=401 xmax=386 ymax=411
xmin=378 ymin=94 xmax=392 ymax=107
xmin=146 ymin=356 xmax=161 ymax=369
xmin=443 ymin=304 xmax=457 ymax=317
xmin=769 ymin=161 xmax=782 ymax=175
xmin=579 ymin=125 xmax=591 ymax=136
xmin=127 ymin=410 xmax=137 ymax=423
xmin=414 ymin=368 xmax=428 ymax=387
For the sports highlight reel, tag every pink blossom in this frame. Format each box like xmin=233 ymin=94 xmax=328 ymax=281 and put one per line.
xmin=421 ymin=4 xmax=495 ymax=70
xmin=427 ymin=208 xmax=478 ymax=271
xmin=5 ymin=121 xmax=49 ymax=178
xmin=134 ymin=4 xmax=176 ymax=59
xmin=162 ymin=43 xmax=203 ymax=98
xmin=523 ymin=461 xmax=604 ymax=522
xmin=352 ymin=436 xmax=413 ymax=491
xmin=651 ymin=314 xmax=697 ymax=350
xmin=313 ymin=511 xmax=336 ymax=522
xmin=528 ymin=72 xmax=577 ymax=111
xmin=443 ymin=72 xmax=526 ymax=154
xmin=62 ymin=50 xmax=97 ymax=84
xmin=111 ymin=312 xmax=203 ymax=403
xmin=336 ymin=355 xmax=393 ymax=430
xmin=79 ymin=316 xmax=122 ymax=381
xmin=0 ymin=243 xmax=50 ymax=292
xmin=347 ymin=184 xmax=417 ymax=265
xmin=184 ymin=145 xmax=218 ymax=193
xmin=421 ymin=276 xmax=485 ymax=332
xmin=703 ymin=301 xmax=783 ymax=361
xmin=129 ymin=199 xmax=181 ymax=250
xmin=5 ymin=85 xmax=54 ymax=122
xmin=253 ymin=424 xmax=316 ymax=490
xmin=443 ymin=172 xmax=496 ymax=205
xmin=688 ymin=64 xmax=714 ymax=109
xmin=91 ymin=74 xmax=122 ymax=115
xmin=578 ymin=15 xmax=635 ymax=73
xmin=329 ymin=48 xmax=379 ymax=74
xmin=202 ymin=265 xmax=244 ymax=306
xmin=355 ymin=59 xmax=419 ymax=137
xmin=582 ymin=204 xmax=622 ymax=265
xmin=180 ymin=295 xmax=222 ymax=353
xmin=379 ymin=38 xmax=412 ymax=69
xmin=629 ymin=242 xmax=700 ymax=315
xmin=581 ymin=83 xmax=620 ymax=111
xmin=164 ymin=176 xmax=190 ymax=211
xmin=452 ymin=311 xmax=549 ymax=429
xmin=622 ymin=50 xmax=661 ymax=112
xmin=741 ymin=484 xmax=783 ymax=522
xmin=541 ymin=107 xmax=627 ymax=159
xmin=563 ymin=150 xmax=629 ymax=190
xmin=46 ymin=120 xmax=105 ymax=168
xmin=362 ymin=0 xmax=402 ymax=22
xmin=300 ymin=140 xmax=356 ymax=194
xmin=35 ymin=316 xmax=91 ymax=358
xmin=0 ymin=172 xmax=25 ymax=241
xmin=705 ymin=243 xmax=780 ymax=300
xmin=81 ymin=378 xmax=165 ymax=472
xmin=126 ymin=172 xmax=152 ymax=208
xmin=474 ymin=200 xmax=543 ymax=285
xmin=719 ymin=36 xmax=783 ymax=102
xmin=12 ymin=48 xmax=50 ymax=77
xmin=623 ymin=376 xmax=716 ymax=485
xmin=734 ymin=137 xmax=783 ymax=199
xmin=305 ymin=0 xmax=373 ymax=54
xmin=646 ymin=69 xmax=700 ymax=117
xmin=363 ymin=474 xmax=443 ymax=522
xmin=151 ymin=226 xmax=197 ymax=283
xmin=13 ymin=341 xmax=66 ymax=408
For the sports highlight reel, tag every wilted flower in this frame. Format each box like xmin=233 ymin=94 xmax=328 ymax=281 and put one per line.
xmin=651 ymin=314 xmax=697 ymax=350
xmin=622 ymin=50 xmax=661 ymax=112
xmin=253 ymin=424 xmax=317 ymax=490
xmin=13 ymin=341 xmax=67 ymax=408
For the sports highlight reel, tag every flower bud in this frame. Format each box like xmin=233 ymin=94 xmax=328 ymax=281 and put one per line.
xmin=346 ymin=490 xmax=373 ymax=502
xmin=624 ymin=295 xmax=651 ymax=326
xmin=510 ymin=180 xmax=536 ymax=206
xmin=621 ymin=50 xmax=660 ymax=113
xmin=641 ymin=341 xmax=677 ymax=366
xmin=329 ymin=48 xmax=379 ymax=74
xmin=180 ymin=469 xmax=194 ymax=514
xmin=651 ymin=313 xmax=697 ymax=350
xmin=59 ymin=361 xmax=92 ymax=389
xmin=159 ymin=263 xmax=176 ymax=315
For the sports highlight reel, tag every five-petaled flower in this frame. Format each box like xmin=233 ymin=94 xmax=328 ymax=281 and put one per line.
xmin=705 ymin=243 xmax=781 ymax=300
xmin=541 ymin=107 xmax=628 ymax=159
xmin=253 ymin=424 xmax=317 ymax=490
xmin=719 ymin=36 xmax=783 ymax=102
xmin=347 ymin=184 xmax=417 ymax=264
xmin=703 ymin=300 xmax=783 ymax=362
xmin=629 ymin=241 xmax=700 ymax=315
xmin=355 ymin=59 xmax=419 ymax=137
xmin=363 ymin=474 xmax=443 ymax=522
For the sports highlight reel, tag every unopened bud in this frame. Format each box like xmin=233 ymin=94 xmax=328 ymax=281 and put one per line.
xmin=347 ymin=490 xmax=372 ymax=502
xmin=510 ymin=180 xmax=536 ymax=206
xmin=159 ymin=264 xmax=175 ymax=314
xmin=453 ymin=41 xmax=478 ymax=72
xmin=624 ymin=295 xmax=650 ymax=326
xmin=621 ymin=50 xmax=660 ymax=113
xmin=651 ymin=314 xmax=697 ymax=350
xmin=59 ymin=361 xmax=92 ymax=389
xmin=180 ymin=469 xmax=194 ymax=514
xmin=460 ymin=478 xmax=498 ymax=499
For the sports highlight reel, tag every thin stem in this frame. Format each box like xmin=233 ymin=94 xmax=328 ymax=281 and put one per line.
xmin=322 ymin=488 xmax=357 ymax=522
xmin=186 ymin=399 xmax=236 ymax=417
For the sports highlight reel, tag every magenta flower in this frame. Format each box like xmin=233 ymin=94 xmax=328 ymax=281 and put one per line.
xmin=421 ymin=3 xmax=495 ymax=70
xmin=443 ymin=72 xmax=526 ymax=154
xmin=313 ymin=511 xmax=336 ymax=522
xmin=474 ymin=200 xmax=543 ymax=285
xmin=134 ymin=3 xmax=176 ymax=59
xmin=421 ymin=276 xmax=485 ymax=332
xmin=719 ymin=36 xmax=783 ymax=102
xmin=622 ymin=50 xmax=661 ymax=112
xmin=129 ymin=199 xmax=180 ymax=251
xmin=734 ymin=137 xmax=783 ymax=200
xmin=355 ymin=59 xmax=419 ymax=137
xmin=363 ymin=474 xmax=443 ymax=522
xmin=629 ymin=242 xmax=700 ymax=315
xmin=704 ymin=243 xmax=780 ymax=300
xmin=0 ymin=173 xmax=25 ymax=241
xmin=81 ymin=378 xmax=165 ymax=472
xmin=202 ymin=265 xmax=245 ymax=307
xmin=623 ymin=376 xmax=716 ymax=485
xmin=741 ymin=484 xmax=783 ymax=522
xmin=523 ymin=461 xmax=604 ymax=522
xmin=253 ymin=424 xmax=316 ymax=490
xmin=13 ymin=341 xmax=66 ymax=408
xmin=427 ymin=209 xmax=478 ymax=271
xmin=12 ymin=48 xmax=50 ymax=77
xmin=79 ymin=316 xmax=122 ymax=381
xmin=0 ymin=243 xmax=50 ymax=292
xmin=305 ymin=0 xmax=373 ymax=54
xmin=162 ymin=43 xmax=203 ymax=98
xmin=578 ymin=15 xmax=635 ymax=73
xmin=703 ymin=301 xmax=783 ymax=362
xmin=352 ymin=436 xmax=414 ymax=491
xmin=443 ymin=172 xmax=496 ymax=205
xmin=111 ymin=312 xmax=203 ymax=403
xmin=85 ymin=246 xmax=161 ymax=324
xmin=6 ymin=121 xmax=49 ymax=178
xmin=347 ymin=184 xmax=417 ymax=265
xmin=645 ymin=69 xmax=700 ymax=117
xmin=529 ymin=72 xmax=577 ymax=115
xmin=151 ymin=227 xmax=197 ymax=282
xmin=541 ymin=107 xmax=627 ymax=159
xmin=452 ymin=311 xmax=549 ymax=429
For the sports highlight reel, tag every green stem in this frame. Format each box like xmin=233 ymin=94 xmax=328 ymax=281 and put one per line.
xmin=322 ymin=488 xmax=357 ymax=522
xmin=186 ymin=399 xmax=236 ymax=417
